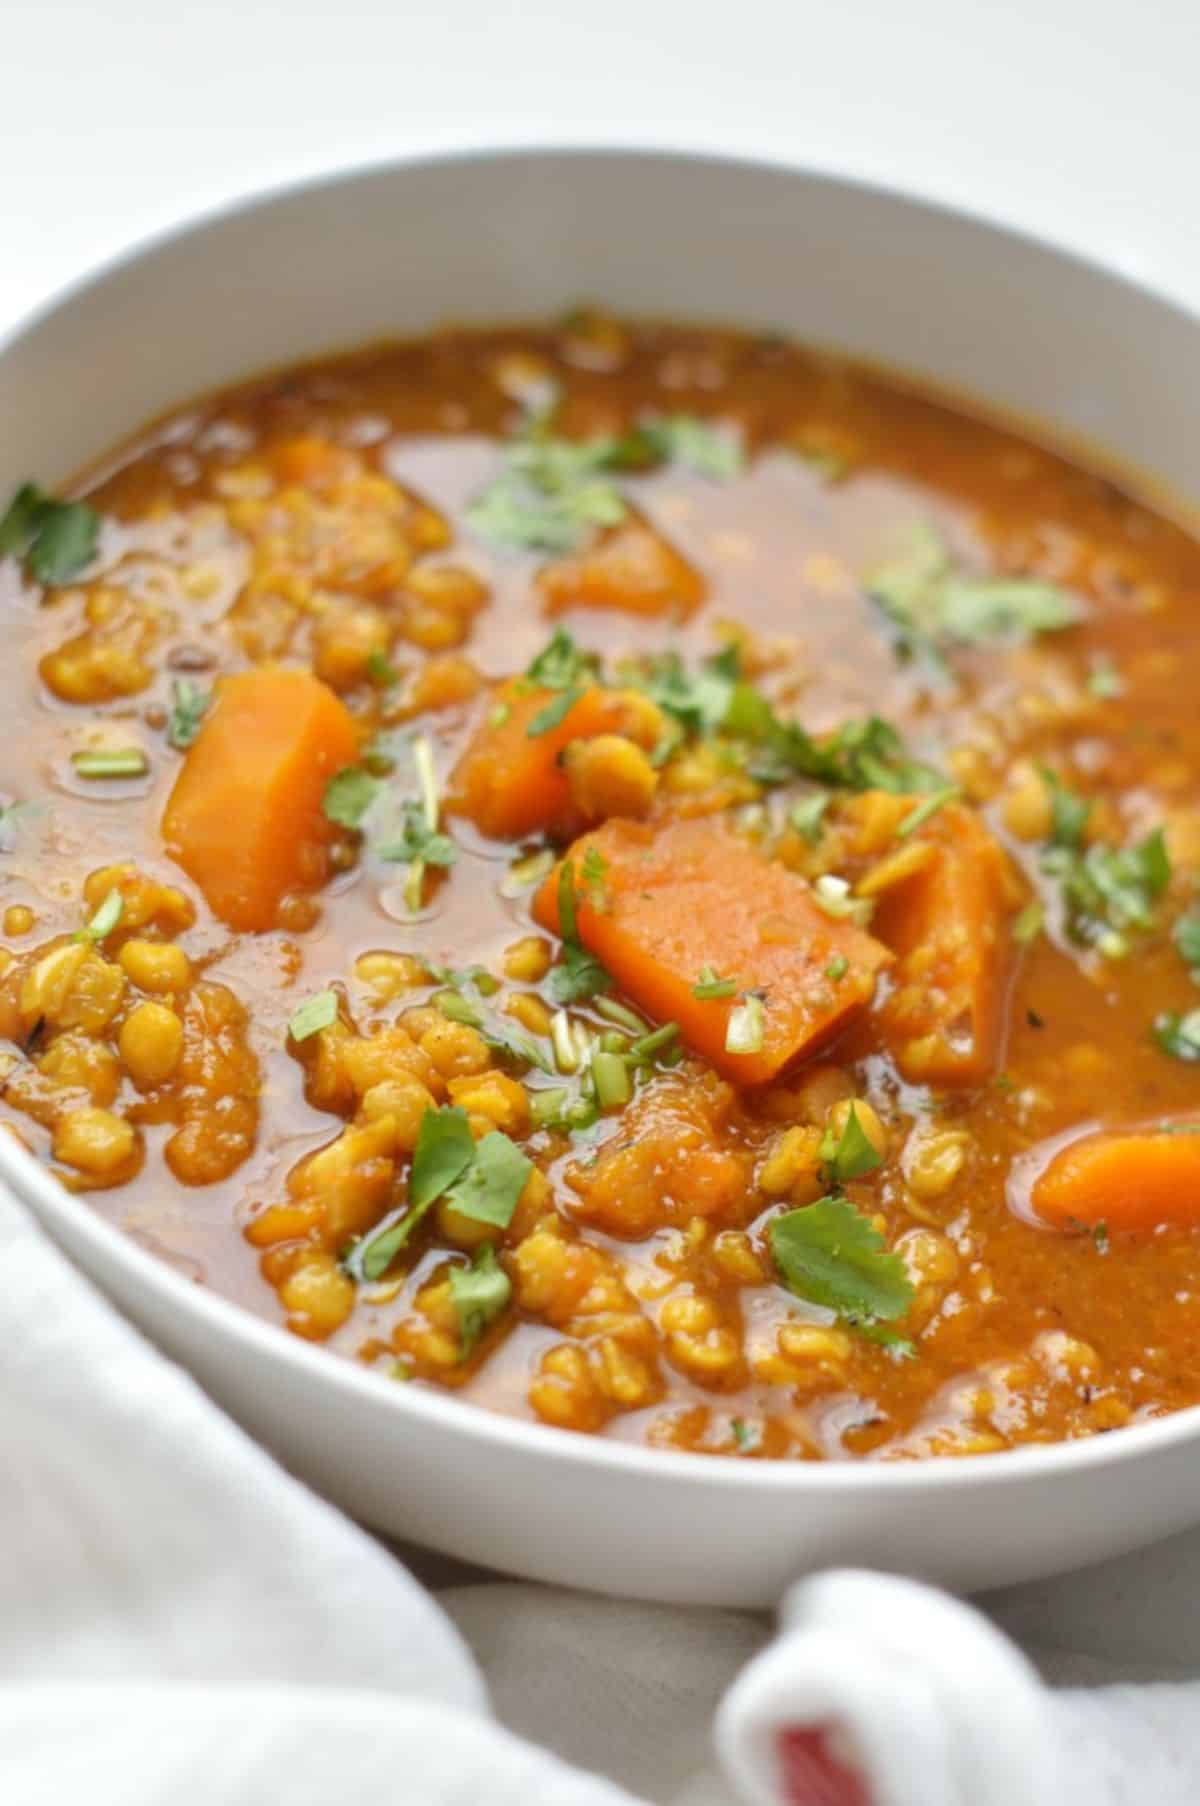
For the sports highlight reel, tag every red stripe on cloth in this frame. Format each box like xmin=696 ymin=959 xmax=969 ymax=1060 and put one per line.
xmin=776 ymin=1725 xmax=872 ymax=1806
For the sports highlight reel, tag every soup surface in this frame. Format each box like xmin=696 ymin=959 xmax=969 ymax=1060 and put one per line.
xmin=3 ymin=315 xmax=1200 ymax=1462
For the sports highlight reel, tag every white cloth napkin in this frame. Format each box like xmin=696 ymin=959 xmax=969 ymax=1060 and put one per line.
xmin=3 ymin=1178 xmax=1198 ymax=1806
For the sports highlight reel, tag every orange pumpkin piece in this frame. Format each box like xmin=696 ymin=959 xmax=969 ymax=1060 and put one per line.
xmin=448 ymin=681 xmax=650 ymax=841
xmin=533 ymin=816 xmax=891 ymax=1086
xmin=537 ymin=518 xmax=705 ymax=619
xmin=162 ymin=667 xmax=360 ymax=932
xmin=868 ymin=801 xmax=1016 ymax=1086
xmin=1032 ymin=1125 xmax=1200 ymax=1232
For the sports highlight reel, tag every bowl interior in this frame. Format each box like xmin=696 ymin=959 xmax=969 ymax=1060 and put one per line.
xmin=3 ymin=146 xmax=1200 ymax=1604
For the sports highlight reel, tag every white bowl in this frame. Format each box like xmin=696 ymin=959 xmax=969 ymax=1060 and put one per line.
xmin=3 ymin=147 xmax=1200 ymax=1607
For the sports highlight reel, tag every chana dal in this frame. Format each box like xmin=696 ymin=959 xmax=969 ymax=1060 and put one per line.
xmin=4 ymin=315 xmax=1200 ymax=1463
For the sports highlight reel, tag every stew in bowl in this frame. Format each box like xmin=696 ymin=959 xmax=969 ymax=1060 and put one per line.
xmin=3 ymin=312 xmax=1199 ymax=1465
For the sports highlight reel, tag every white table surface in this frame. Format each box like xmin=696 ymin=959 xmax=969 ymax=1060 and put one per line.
xmin=6 ymin=0 xmax=1200 ymax=1681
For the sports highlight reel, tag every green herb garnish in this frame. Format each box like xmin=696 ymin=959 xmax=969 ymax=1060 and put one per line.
xmin=547 ymin=858 xmax=611 ymax=1004
xmin=466 ymin=415 xmax=628 ymax=554
xmin=1173 ymin=910 xmax=1200 ymax=978
xmin=819 ymin=1104 xmax=883 ymax=1183
xmin=789 ymin=792 xmax=831 ymax=844
xmin=636 ymin=414 xmax=744 ymax=479
xmin=825 ymin=955 xmax=849 ymax=982
xmin=167 ymin=679 xmax=211 ymax=750
xmin=1154 ymin=1009 xmax=1200 ymax=1062
xmin=450 ymin=1245 xmax=513 ymax=1356
xmin=768 ymin=1195 xmax=915 ymax=1335
xmin=868 ymin=521 xmax=1081 ymax=660
xmin=366 ymin=649 xmax=399 ymax=687
xmin=322 ymin=766 xmax=383 ymax=829
xmin=1042 ymin=827 xmax=1170 ymax=957
xmin=287 ymin=990 xmax=339 ymax=1042
xmin=0 ymin=483 xmax=100 ymax=584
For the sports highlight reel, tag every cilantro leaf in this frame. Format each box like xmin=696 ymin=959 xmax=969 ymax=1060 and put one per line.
xmin=547 ymin=858 xmax=611 ymax=1003
xmin=868 ymin=521 xmax=1081 ymax=656
xmin=548 ymin=942 xmax=611 ymax=1005
xmin=466 ymin=425 xmax=627 ymax=554
xmin=527 ymin=685 xmax=583 ymax=737
xmin=637 ymin=414 xmax=745 ymax=479
xmin=789 ymin=791 xmax=830 ymax=844
xmin=374 ymin=801 xmax=457 ymax=871
xmin=323 ymin=766 xmax=383 ymax=829
xmin=1154 ymin=1009 xmax=1200 ymax=1062
xmin=0 ymin=483 xmax=100 ymax=585
xmin=1174 ymin=909 xmax=1200 ymax=975
xmin=1040 ymin=767 xmax=1091 ymax=851
xmin=820 ymin=1104 xmax=884 ymax=1183
xmin=167 ymin=679 xmax=211 ymax=750
xmin=351 ymin=1106 xmax=476 ymax=1281
xmin=442 ymin=1130 xmax=532 ymax=1228
xmin=769 ymin=1195 xmax=914 ymax=1327
xmin=410 ymin=1106 xmax=477 ymax=1209
xmin=526 ymin=627 xmax=598 ymax=691
xmin=1043 ymin=827 xmax=1171 ymax=955
xmin=450 ymin=1245 xmax=512 ymax=1356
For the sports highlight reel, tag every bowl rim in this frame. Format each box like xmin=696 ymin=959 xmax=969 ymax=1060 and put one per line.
xmin=4 ymin=136 xmax=1200 ymax=1496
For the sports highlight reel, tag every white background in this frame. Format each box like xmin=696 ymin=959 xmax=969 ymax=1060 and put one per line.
xmin=6 ymin=0 xmax=1200 ymax=1674
xmin=3 ymin=0 xmax=1200 ymax=331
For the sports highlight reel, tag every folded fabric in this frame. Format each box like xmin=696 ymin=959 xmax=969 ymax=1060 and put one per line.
xmin=3 ymin=1173 xmax=1199 ymax=1806
xmin=717 ymin=1570 xmax=1200 ymax=1806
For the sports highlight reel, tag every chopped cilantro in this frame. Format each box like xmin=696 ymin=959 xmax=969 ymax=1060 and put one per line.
xmin=526 ymin=627 xmax=600 ymax=691
xmin=351 ymin=1106 xmax=477 ymax=1281
xmin=287 ymin=990 xmax=339 ymax=1042
xmin=527 ymin=686 xmax=583 ymax=736
xmin=547 ymin=858 xmax=611 ymax=1003
xmin=1154 ymin=1009 xmax=1200 ymax=1062
xmin=1040 ymin=767 xmax=1091 ymax=851
xmin=730 ymin=1417 xmax=761 ymax=1452
xmin=323 ymin=766 xmax=383 ymax=829
xmin=636 ymin=414 xmax=744 ymax=480
xmin=825 ymin=955 xmax=849 ymax=982
xmin=433 ymin=988 xmax=553 ymax=1073
xmin=819 ymin=1104 xmax=884 ymax=1183
xmin=466 ymin=415 xmax=628 ymax=553
xmin=0 ymin=483 xmax=99 ymax=585
xmin=789 ymin=791 xmax=831 ymax=844
xmin=366 ymin=649 xmax=399 ymax=686
xmin=167 ymin=679 xmax=211 ymax=750
xmin=1043 ymin=827 xmax=1170 ymax=955
xmin=769 ymin=1195 xmax=915 ymax=1333
xmin=374 ymin=803 xmax=457 ymax=877
xmin=693 ymin=964 xmax=738 ymax=1000
xmin=450 ymin=1245 xmax=513 ymax=1356
xmin=581 ymin=845 xmax=609 ymax=908
xmin=410 ymin=1105 xmax=477 ymax=1210
xmin=442 ymin=1130 xmax=532 ymax=1229
xmin=1173 ymin=910 xmax=1200 ymax=977
xmin=1087 ymin=660 xmax=1124 ymax=700
xmin=868 ymin=521 xmax=1081 ymax=660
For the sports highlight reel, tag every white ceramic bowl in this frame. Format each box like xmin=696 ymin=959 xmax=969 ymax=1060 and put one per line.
xmin=3 ymin=147 xmax=1200 ymax=1607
